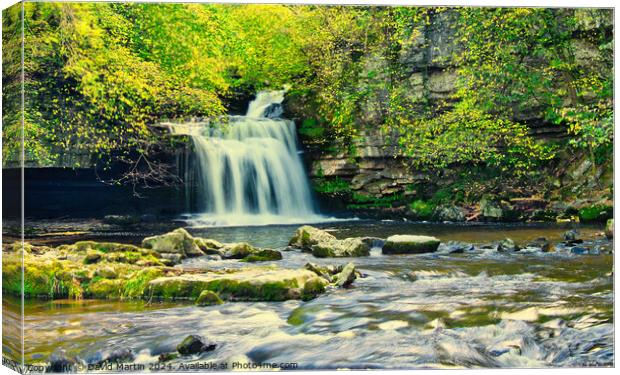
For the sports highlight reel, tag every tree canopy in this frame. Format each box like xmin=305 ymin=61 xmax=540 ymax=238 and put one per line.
xmin=2 ymin=3 xmax=613 ymax=182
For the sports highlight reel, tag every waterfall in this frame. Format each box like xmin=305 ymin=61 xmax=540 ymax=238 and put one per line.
xmin=166 ymin=90 xmax=327 ymax=226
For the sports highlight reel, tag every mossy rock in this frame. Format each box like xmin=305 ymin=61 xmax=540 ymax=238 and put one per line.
xmin=382 ymin=235 xmax=441 ymax=254
xmin=333 ymin=262 xmax=357 ymax=287
xmin=148 ymin=268 xmax=317 ymax=302
xmin=221 ymin=242 xmax=258 ymax=259
xmin=301 ymin=277 xmax=328 ymax=301
xmin=289 ymin=226 xmax=336 ymax=252
xmin=142 ymin=228 xmax=204 ymax=258
xmin=88 ymin=279 xmax=124 ymax=299
xmin=241 ymin=249 xmax=283 ymax=262
xmin=195 ymin=290 xmax=224 ymax=306
xmin=311 ymin=238 xmax=370 ymax=258
xmin=84 ymin=250 xmax=103 ymax=264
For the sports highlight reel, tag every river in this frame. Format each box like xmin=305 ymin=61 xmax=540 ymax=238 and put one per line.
xmin=2 ymin=221 xmax=614 ymax=370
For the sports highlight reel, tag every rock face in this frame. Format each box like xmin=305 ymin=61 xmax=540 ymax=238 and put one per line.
xmin=288 ymin=9 xmax=613 ymax=222
xmin=382 ymin=235 xmax=441 ymax=254
xmin=142 ymin=228 xmax=204 ymax=258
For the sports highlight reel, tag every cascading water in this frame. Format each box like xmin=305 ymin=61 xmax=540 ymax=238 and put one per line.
xmin=166 ymin=89 xmax=329 ymax=226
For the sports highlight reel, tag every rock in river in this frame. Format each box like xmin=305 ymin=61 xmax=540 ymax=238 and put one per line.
xmin=311 ymin=237 xmax=370 ymax=258
xmin=195 ymin=290 xmax=224 ymax=306
xmin=141 ymin=228 xmax=204 ymax=258
xmin=289 ymin=225 xmax=370 ymax=257
xmin=289 ymin=225 xmax=337 ymax=252
xmin=148 ymin=267 xmax=320 ymax=302
xmin=177 ymin=335 xmax=216 ymax=355
xmin=382 ymin=235 xmax=441 ymax=254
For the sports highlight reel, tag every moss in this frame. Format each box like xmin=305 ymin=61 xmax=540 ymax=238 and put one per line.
xmin=123 ymin=268 xmax=165 ymax=298
xmin=241 ymin=249 xmax=282 ymax=262
xmin=409 ymin=200 xmax=435 ymax=219
xmin=88 ymin=279 xmax=124 ymax=299
xmin=578 ymin=204 xmax=613 ymax=222
xmin=311 ymin=245 xmax=333 ymax=258
xmin=84 ymin=250 xmax=103 ymax=264
xmin=195 ymin=290 xmax=224 ymax=306
xmin=347 ymin=192 xmax=403 ymax=209
xmin=298 ymin=118 xmax=325 ymax=139
xmin=301 ymin=277 xmax=326 ymax=301
xmin=313 ymin=177 xmax=351 ymax=194
xmin=149 ymin=277 xmax=300 ymax=302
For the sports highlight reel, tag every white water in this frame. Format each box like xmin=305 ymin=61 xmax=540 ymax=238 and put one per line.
xmin=166 ymin=90 xmax=334 ymax=227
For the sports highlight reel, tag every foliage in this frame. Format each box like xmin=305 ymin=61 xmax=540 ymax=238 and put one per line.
xmin=409 ymin=200 xmax=434 ymax=219
xmin=313 ymin=177 xmax=351 ymax=194
xmin=2 ymin=4 xmax=613 ymax=183
xmin=347 ymin=192 xmax=402 ymax=209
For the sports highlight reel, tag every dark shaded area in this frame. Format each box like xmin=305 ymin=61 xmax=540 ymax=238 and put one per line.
xmin=2 ymin=168 xmax=187 ymax=220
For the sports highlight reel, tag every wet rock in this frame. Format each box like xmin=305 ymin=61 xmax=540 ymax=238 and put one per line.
xmin=158 ymin=352 xmax=179 ymax=362
xmin=563 ymin=229 xmax=580 ymax=241
xmin=194 ymin=238 xmax=224 ymax=256
xmin=527 ymin=237 xmax=553 ymax=252
xmin=570 ymin=246 xmax=589 ymax=255
xmin=437 ymin=241 xmax=474 ymax=254
xmin=177 ymin=335 xmax=216 ymax=355
xmin=289 ymin=226 xmax=337 ymax=252
xmin=195 ymin=290 xmax=224 ymax=306
xmin=159 ymin=253 xmax=183 ymax=265
xmin=382 ymin=235 xmax=440 ymax=254
xmin=304 ymin=262 xmax=334 ymax=282
xmin=221 ymin=242 xmax=259 ymax=259
xmin=103 ymin=215 xmax=139 ymax=226
xmin=48 ymin=350 xmax=77 ymax=373
xmin=334 ymin=262 xmax=357 ymax=287
xmin=242 ymin=249 xmax=283 ymax=262
xmin=302 ymin=277 xmax=328 ymax=300
xmin=498 ymin=238 xmax=519 ymax=252
xmin=148 ymin=268 xmax=319 ymax=301
xmin=142 ymin=228 xmax=204 ymax=258
xmin=98 ymin=349 xmax=134 ymax=364
xmin=605 ymin=219 xmax=613 ymax=239
xmin=311 ymin=237 xmax=370 ymax=258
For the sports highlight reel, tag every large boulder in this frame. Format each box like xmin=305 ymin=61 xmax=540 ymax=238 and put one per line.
xmin=289 ymin=226 xmax=337 ymax=251
xmin=311 ymin=238 xmax=370 ymax=258
xmin=382 ymin=235 xmax=441 ymax=254
xmin=141 ymin=228 xmax=204 ymax=258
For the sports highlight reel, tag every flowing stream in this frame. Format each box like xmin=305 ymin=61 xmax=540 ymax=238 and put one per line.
xmin=3 ymin=222 xmax=613 ymax=370
xmin=166 ymin=90 xmax=329 ymax=227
